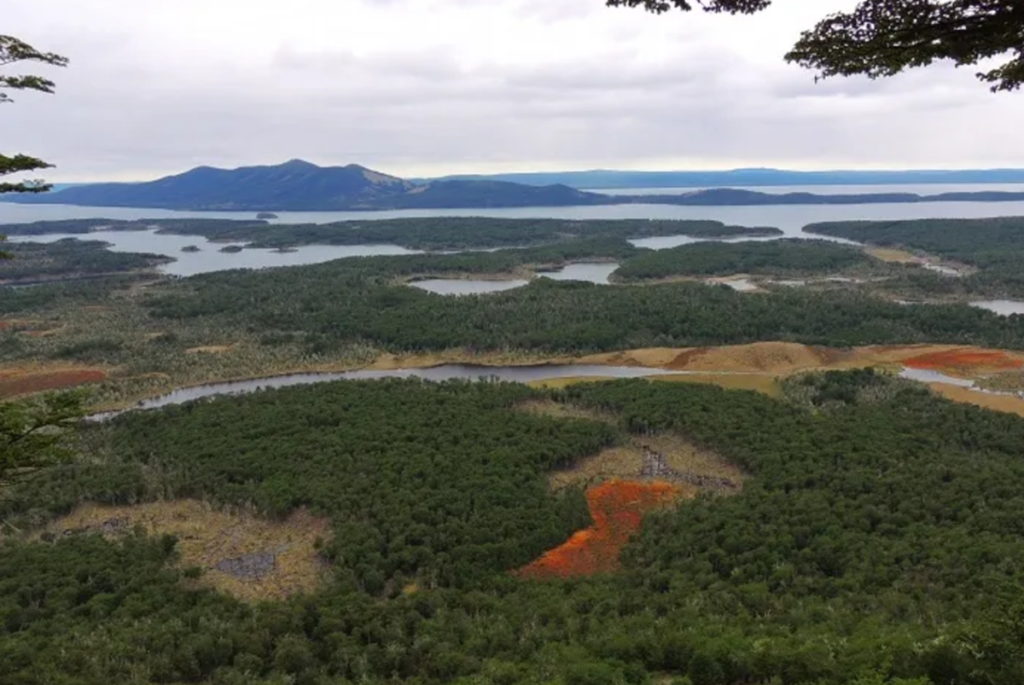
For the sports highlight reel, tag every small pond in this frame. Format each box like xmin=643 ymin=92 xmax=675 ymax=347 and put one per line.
xmin=971 ymin=300 xmax=1024 ymax=316
xmin=538 ymin=262 xmax=619 ymax=285
xmin=410 ymin=279 xmax=530 ymax=295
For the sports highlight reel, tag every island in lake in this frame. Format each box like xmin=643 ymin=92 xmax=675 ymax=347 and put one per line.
xmin=256 ymin=212 xmax=279 ymax=219
xmin=218 ymin=244 xmax=244 ymax=253
xmin=181 ymin=245 xmax=201 ymax=253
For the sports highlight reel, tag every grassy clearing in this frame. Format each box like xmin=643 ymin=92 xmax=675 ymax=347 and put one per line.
xmin=41 ymin=500 xmax=330 ymax=601
xmin=549 ymin=432 xmax=745 ymax=491
xmin=866 ymin=247 xmax=920 ymax=263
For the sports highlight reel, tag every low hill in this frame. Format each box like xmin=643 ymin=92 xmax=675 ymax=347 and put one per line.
xmin=7 ymin=160 xmax=605 ymax=211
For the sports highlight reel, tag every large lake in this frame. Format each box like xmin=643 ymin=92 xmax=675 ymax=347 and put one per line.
xmin=4 ymin=185 xmax=1024 ymax=276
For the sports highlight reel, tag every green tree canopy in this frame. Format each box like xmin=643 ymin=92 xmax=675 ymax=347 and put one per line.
xmin=0 ymin=391 xmax=85 ymax=486
xmin=607 ymin=0 xmax=1024 ymax=92
xmin=1 ymin=34 xmax=68 ymax=257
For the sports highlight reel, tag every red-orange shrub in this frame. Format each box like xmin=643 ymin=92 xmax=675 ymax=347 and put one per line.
xmin=517 ymin=479 xmax=683 ymax=579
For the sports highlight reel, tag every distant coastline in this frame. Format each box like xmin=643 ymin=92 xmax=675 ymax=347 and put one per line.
xmin=8 ymin=160 xmax=1024 ymax=212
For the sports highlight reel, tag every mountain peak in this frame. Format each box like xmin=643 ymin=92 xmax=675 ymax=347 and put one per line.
xmin=280 ymin=158 xmax=318 ymax=169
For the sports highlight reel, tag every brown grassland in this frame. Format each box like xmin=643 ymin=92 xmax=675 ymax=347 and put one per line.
xmin=41 ymin=500 xmax=331 ymax=601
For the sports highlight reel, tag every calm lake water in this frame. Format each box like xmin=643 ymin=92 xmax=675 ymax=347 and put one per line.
xmin=410 ymin=279 xmax=530 ymax=295
xmin=410 ymin=263 xmax=621 ymax=294
xmin=7 ymin=229 xmax=420 ymax=277
xmin=971 ymin=300 xmax=1024 ymax=316
xmin=4 ymin=193 xmax=1024 ymax=234
xmin=538 ymin=262 xmax=619 ymax=285
xmin=4 ymin=193 xmax=1024 ymax=276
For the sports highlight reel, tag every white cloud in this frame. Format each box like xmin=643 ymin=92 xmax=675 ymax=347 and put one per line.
xmin=3 ymin=0 xmax=1023 ymax=181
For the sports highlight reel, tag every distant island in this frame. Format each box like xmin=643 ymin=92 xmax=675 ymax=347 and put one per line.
xmin=256 ymin=212 xmax=278 ymax=219
xmin=181 ymin=245 xmax=201 ymax=253
xmin=4 ymin=159 xmax=1024 ymax=211
xmin=416 ymin=167 xmax=1024 ymax=189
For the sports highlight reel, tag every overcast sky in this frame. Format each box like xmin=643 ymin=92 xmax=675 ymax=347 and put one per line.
xmin=5 ymin=0 xmax=1024 ymax=181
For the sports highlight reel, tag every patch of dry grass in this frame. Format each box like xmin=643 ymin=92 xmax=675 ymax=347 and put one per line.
xmin=549 ymin=433 xmax=745 ymax=491
xmin=866 ymin=247 xmax=919 ymax=263
xmin=185 ymin=344 xmax=237 ymax=354
xmin=42 ymin=500 xmax=331 ymax=601
xmin=515 ymin=398 xmax=618 ymax=423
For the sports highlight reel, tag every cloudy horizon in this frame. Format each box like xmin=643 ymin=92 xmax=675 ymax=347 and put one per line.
xmin=5 ymin=0 xmax=1024 ymax=183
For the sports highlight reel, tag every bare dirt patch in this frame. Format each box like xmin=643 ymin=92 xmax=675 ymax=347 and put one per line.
xmin=0 ymin=366 xmax=107 ymax=398
xmin=928 ymin=383 xmax=1024 ymax=418
xmin=666 ymin=342 xmax=843 ymax=374
xmin=43 ymin=500 xmax=330 ymax=601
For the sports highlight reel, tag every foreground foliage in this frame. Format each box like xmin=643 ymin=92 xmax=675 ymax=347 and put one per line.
xmin=3 ymin=373 xmax=1024 ymax=683
xmin=609 ymin=0 xmax=1024 ymax=92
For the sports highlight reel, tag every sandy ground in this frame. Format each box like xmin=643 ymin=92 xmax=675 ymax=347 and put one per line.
xmin=928 ymin=383 xmax=1024 ymax=418
xmin=42 ymin=500 xmax=330 ymax=601
xmin=578 ymin=342 xmax=1024 ymax=377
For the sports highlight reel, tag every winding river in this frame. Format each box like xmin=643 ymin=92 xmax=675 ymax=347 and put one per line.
xmin=92 ymin=364 xmax=680 ymax=419
xmin=90 ymin=361 xmax=1024 ymax=421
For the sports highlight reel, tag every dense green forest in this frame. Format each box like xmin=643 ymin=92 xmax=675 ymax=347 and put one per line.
xmin=146 ymin=260 xmax=1024 ymax=355
xmin=0 ymin=217 xmax=781 ymax=250
xmin=4 ymin=373 xmax=1024 ymax=684
xmin=613 ymin=239 xmax=881 ymax=281
xmin=807 ymin=217 xmax=1024 ymax=299
xmin=0 ymin=239 xmax=168 ymax=284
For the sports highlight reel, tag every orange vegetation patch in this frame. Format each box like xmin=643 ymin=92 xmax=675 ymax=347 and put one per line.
xmin=0 ymin=368 xmax=106 ymax=397
xmin=517 ymin=480 xmax=692 ymax=579
xmin=903 ymin=349 xmax=1023 ymax=374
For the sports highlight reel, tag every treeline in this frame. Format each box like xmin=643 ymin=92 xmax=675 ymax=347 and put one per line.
xmin=614 ymin=239 xmax=877 ymax=281
xmin=4 ymin=373 xmax=1024 ymax=683
xmin=146 ymin=262 xmax=1024 ymax=354
xmin=0 ymin=239 xmax=169 ymax=284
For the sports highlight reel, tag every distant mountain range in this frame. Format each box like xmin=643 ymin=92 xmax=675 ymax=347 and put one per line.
xmin=6 ymin=160 xmax=1024 ymax=211
xmin=416 ymin=168 xmax=1024 ymax=189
